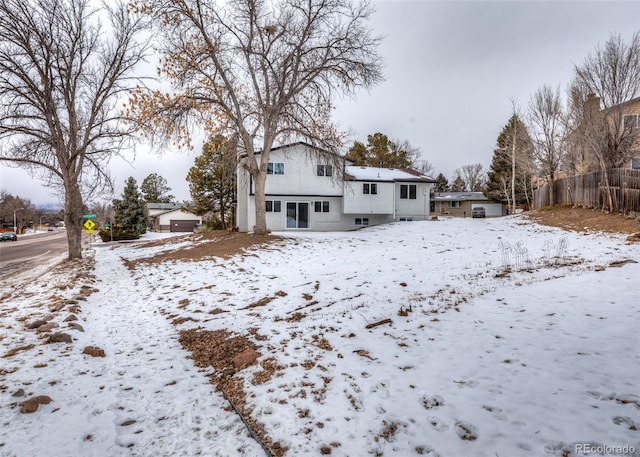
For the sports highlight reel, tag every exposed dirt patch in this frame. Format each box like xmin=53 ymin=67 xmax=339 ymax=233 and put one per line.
xmin=129 ymin=232 xmax=286 ymax=267
xmin=178 ymin=328 xmax=287 ymax=456
xmin=178 ymin=329 xmax=258 ymax=372
xmin=526 ymin=206 xmax=640 ymax=237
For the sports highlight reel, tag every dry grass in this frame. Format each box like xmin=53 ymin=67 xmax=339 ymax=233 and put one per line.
xmin=527 ymin=206 xmax=640 ymax=235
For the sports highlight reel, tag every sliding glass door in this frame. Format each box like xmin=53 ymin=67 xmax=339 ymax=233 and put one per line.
xmin=286 ymin=202 xmax=309 ymax=229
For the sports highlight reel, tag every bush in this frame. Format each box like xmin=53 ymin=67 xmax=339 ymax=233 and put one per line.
xmin=203 ymin=217 xmax=224 ymax=231
xmin=98 ymin=227 xmax=140 ymax=242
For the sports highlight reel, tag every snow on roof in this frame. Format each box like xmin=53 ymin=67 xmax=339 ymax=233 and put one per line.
xmin=146 ymin=202 xmax=183 ymax=210
xmin=345 ymin=166 xmax=436 ymax=182
xmin=432 ymin=192 xmax=489 ymax=201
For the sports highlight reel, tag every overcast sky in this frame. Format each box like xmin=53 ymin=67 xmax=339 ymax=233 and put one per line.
xmin=2 ymin=0 xmax=640 ymax=207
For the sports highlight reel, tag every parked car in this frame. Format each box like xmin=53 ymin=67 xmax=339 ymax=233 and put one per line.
xmin=471 ymin=207 xmax=486 ymax=218
xmin=0 ymin=231 xmax=18 ymax=241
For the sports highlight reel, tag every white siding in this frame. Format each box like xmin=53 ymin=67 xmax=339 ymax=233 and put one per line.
xmin=157 ymin=209 xmax=202 ymax=226
xmin=236 ymin=143 xmax=435 ymax=231
xmin=343 ymin=181 xmax=395 ymax=214
xmin=394 ymin=183 xmax=433 ymax=219
xmin=263 ymin=147 xmax=342 ymax=197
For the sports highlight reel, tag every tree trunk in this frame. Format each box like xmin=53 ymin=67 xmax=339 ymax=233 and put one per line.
xmin=548 ymin=175 xmax=555 ymax=207
xmin=220 ymin=198 xmax=227 ymax=230
xmin=64 ymin=181 xmax=84 ymax=260
xmin=602 ymin=168 xmax=615 ymax=211
xmin=253 ymin=171 xmax=268 ymax=235
xmin=511 ymin=139 xmax=516 ymax=212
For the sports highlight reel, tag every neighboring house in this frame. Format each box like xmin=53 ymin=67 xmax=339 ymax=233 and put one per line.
xmin=620 ymin=97 xmax=640 ymax=169
xmin=586 ymin=94 xmax=640 ymax=170
xmin=146 ymin=203 xmax=202 ymax=233
xmin=236 ymin=142 xmax=437 ymax=232
xmin=432 ymin=192 xmax=504 ymax=217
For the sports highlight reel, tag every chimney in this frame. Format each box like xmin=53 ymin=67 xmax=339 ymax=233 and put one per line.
xmin=584 ymin=93 xmax=601 ymax=115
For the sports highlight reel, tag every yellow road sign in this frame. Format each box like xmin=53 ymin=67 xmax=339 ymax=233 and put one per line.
xmin=83 ymin=219 xmax=96 ymax=231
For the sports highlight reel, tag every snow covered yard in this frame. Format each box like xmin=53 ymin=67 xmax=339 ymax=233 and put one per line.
xmin=1 ymin=216 xmax=639 ymax=457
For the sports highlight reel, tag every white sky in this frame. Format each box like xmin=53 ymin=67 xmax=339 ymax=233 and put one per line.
xmin=2 ymin=0 xmax=640 ymax=207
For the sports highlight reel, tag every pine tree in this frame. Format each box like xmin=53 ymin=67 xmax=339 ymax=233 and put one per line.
xmin=345 ymin=132 xmax=419 ymax=169
xmin=113 ymin=177 xmax=148 ymax=235
xmin=450 ymin=176 xmax=466 ymax=192
xmin=186 ymin=135 xmax=237 ymax=229
xmin=433 ymin=173 xmax=449 ymax=192
xmin=140 ymin=173 xmax=175 ymax=203
xmin=485 ymin=114 xmax=534 ymax=210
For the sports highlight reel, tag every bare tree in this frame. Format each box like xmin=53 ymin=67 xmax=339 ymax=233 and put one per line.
xmin=414 ymin=159 xmax=434 ymax=177
xmin=571 ymin=32 xmax=640 ymax=211
xmin=528 ymin=85 xmax=565 ymax=206
xmin=0 ymin=0 xmax=149 ymax=259
xmin=453 ymin=163 xmax=485 ymax=192
xmin=0 ymin=191 xmax=31 ymax=232
xmin=130 ymin=0 xmax=383 ymax=235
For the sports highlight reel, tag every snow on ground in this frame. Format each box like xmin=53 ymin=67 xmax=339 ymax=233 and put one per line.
xmin=1 ymin=216 xmax=639 ymax=457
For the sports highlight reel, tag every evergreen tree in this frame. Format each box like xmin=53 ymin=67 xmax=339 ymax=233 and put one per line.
xmin=140 ymin=173 xmax=175 ymax=203
xmin=345 ymin=141 xmax=368 ymax=166
xmin=450 ymin=176 xmax=466 ymax=192
xmin=186 ymin=135 xmax=237 ymax=229
xmin=485 ymin=114 xmax=534 ymax=209
xmin=433 ymin=173 xmax=449 ymax=192
xmin=345 ymin=132 xmax=420 ymax=169
xmin=113 ymin=177 xmax=148 ymax=234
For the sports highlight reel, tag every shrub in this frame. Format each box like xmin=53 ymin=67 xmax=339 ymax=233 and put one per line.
xmin=98 ymin=227 xmax=140 ymax=242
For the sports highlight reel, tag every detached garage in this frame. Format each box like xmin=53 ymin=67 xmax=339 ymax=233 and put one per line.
xmin=433 ymin=192 xmax=505 ymax=217
xmin=170 ymin=218 xmax=200 ymax=232
xmin=149 ymin=206 xmax=202 ymax=233
xmin=471 ymin=202 xmax=503 ymax=217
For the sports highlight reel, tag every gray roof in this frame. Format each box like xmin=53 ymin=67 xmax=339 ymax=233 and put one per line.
xmin=432 ymin=192 xmax=489 ymax=201
xmin=345 ymin=166 xmax=437 ymax=183
xmin=146 ymin=202 xmax=182 ymax=210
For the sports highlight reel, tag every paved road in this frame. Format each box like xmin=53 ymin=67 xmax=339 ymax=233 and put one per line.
xmin=0 ymin=230 xmax=69 ymax=275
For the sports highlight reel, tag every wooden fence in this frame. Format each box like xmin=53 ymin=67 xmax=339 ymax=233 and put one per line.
xmin=534 ymin=168 xmax=640 ymax=213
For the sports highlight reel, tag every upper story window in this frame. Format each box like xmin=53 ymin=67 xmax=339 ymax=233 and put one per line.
xmin=363 ymin=183 xmax=377 ymax=195
xmin=267 ymin=162 xmax=285 ymax=175
xmin=317 ymin=165 xmax=333 ymax=177
xmin=400 ymin=184 xmax=417 ymax=199
xmin=624 ymin=114 xmax=640 ymax=129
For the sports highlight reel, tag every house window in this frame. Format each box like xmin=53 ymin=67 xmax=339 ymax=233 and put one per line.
xmin=266 ymin=200 xmax=282 ymax=212
xmin=314 ymin=201 xmax=330 ymax=212
xmin=363 ymin=183 xmax=377 ymax=195
xmin=632 ymin=158 xmax=640 ymax=170
xmin=355 ymin=218 xmax=369 ymax=226
xmin=317 ymin=165 xmax=333 ymax=177
xmin=267 ymin=162 xmax=284 ymax=175
xmin=447 ymin=201 xmax=461 ymax=208
xmin=400 ymin=184 xmax=417 ymax=199
xmin=399 ymin=217 xmax=414 ymax=222
xmin=624 ymin=114 xmax=640 ymax=129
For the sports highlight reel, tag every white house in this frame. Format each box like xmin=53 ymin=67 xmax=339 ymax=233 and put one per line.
xmin=146 ymin=203 xmax=202 ymax=232
xmin=236 ymin=142 xmax=437 ymax=232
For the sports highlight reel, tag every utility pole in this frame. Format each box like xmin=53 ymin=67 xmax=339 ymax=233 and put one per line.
xmin=13 ymin=207 xmax=25 ymax=233
xmin=511 ymin=125 xmax=516 ymax=214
